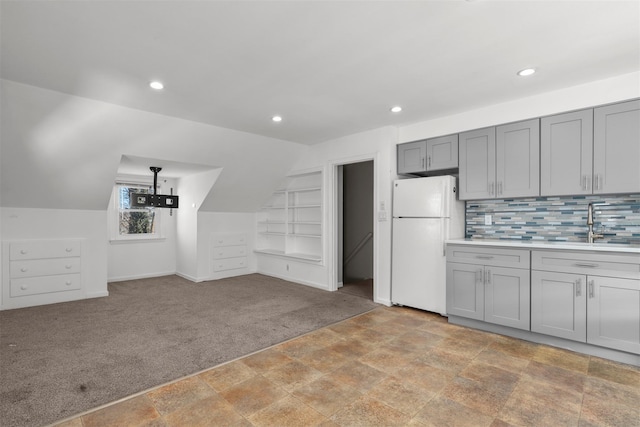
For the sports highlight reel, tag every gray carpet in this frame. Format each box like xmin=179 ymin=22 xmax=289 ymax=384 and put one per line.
xmin=0 ymin=274 xmax=378 ymax=427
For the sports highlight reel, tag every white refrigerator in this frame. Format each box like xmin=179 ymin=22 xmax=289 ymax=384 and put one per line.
xmin=391 ymin=175 xmax=465 ymax=315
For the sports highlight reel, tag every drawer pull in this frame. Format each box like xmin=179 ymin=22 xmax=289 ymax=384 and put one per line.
xmin=65 ymin=281 xmax=72 ymax=286
xmin=65 ymin=248 xmax=73 ymax=252
xmin=20 ymin=250 xmax=28 ymax=255
xmin=575 ymin=278 xmax=582 ymax=297
xmin=589 ymin=280 xmax=595 ymax=298
xmin=21 ymin=267 xmax=28 ymax=272
xmin=574 ymin=263 xmax=599 ymax=268
xmin=476 ymin=255 xmax=494 ymax=260
xmin=65 ymin=265 xmax=72 ymax=269
xmin=20 ymin=285 xmax=27 ymax=291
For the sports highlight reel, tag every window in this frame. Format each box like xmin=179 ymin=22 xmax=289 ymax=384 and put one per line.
xmin=113 ymin=183 xmax=161 ymax=240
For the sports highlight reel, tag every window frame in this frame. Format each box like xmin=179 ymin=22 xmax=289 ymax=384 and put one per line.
xmin=111 ymin=181 xmax=164 ymax=242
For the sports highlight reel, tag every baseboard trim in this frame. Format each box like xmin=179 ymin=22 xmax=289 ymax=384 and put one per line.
xmin=108 ymin=271 xmax=177 ymax=283
xmin=259 ymin=272 xmax=329 ymax=291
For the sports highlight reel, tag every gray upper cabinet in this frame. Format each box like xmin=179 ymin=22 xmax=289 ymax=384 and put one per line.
xmin=593 ymin=99 xmax=640 ymax=194
xmin=541 ymin=109 xmax=593 ymax=196
xmin=397 ymin=140 xmax=427 ymax=175
xmin=459 ymin=127 xmax=496 ymax=200
xmin=397 ymin=134 xmax=458 ymax=175
xmin=426 ymin=134 xmax=458 ymax=171
xmin=460 ymin=120 xmax=539 ymax=200
xmin=496 ymin=119 xmax=540 ymax=198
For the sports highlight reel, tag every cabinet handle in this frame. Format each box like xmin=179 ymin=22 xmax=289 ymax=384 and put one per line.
xmin=476 ymin=255 xmax=494 ymax=260
xmin=476 ymin=269 xmax=482 ymax=283
xmin=421 ymin=157 xmax=425 ymax=169
xmin=21 ymin=267 xmax=28 ymax=272
xmin=594 ymin=174 xmax=600 ymax=191
xmin=574 ymin=263 xmax=599 ymax=268
xmin=20 ymin=250 xmax=28 ymax=255
xmin=65 ymin=265 xmax=72 ymax=269
xmin=65 ymin=281 xmax=72 ymax=286
xmin=487 ymin=269 xmax=491 ymax=284
xmin=588 ymin=280 xmax=595 ymax=298
xmin=20 ymin=285 xmax=27 ymax=291
xmin=498 ymin=182 xmax=503 ymax=196
xmin=575 ymin=278 xmax=582 ymax=297
xmin=65 ymin=248 xmax=73 ymax=252
xmin=427 ymin=155 xmax=431 ymax=168
xmin=490 ymin=182 xmax=495 ymax=196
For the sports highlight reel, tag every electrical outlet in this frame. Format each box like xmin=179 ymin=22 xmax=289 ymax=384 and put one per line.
xmin=484 ymin=214 xmax=492 ymax=226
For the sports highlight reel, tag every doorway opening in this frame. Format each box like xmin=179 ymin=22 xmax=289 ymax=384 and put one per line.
xmin=336 ymin=160 xmax=374 ymax=300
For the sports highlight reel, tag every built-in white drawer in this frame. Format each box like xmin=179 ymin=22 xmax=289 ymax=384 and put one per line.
xmin=213 ymin=245 xmax=246 ymax=260
xmin=446 ymin=245 xmax=530 ymax=269
xmin=212 ymin=233 xmax=247 ymax=247
xmin=532 ymin=250 xmax=640 ymax=280
xmin=212 ymin=257 xmax=247 ymax=272
xmin=10 ymin=240 xmax=81 ymax=261
xmin=10 ymin=258 xmax=81 ymax=279
xmin=11 ymin=273 xmax=82 ymax=297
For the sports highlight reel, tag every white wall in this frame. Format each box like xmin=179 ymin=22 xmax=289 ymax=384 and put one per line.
xmin=265 ymin=126 xmax=397 ymax=305
xmin=106 ymin=177 xmax=179 ymax=282
xmin=1 ymin=207 xmax=109 ymax=302
xmin=198 ymin=212 xmax=257 ymax=280
xmin=400 ymin=71 xmax=640 ymax=142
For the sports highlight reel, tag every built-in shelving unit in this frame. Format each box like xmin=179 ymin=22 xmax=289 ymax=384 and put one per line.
xmin=255 ymin=171 xmax=323 ymax=262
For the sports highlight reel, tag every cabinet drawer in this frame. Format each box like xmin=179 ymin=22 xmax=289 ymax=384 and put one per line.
xmin=212 ymin=233 xmax=247 ymax=247
xmin=10 ymin=240 xmax=81 ymax=260
xmin=212 ymin=257 xmax=247 ymax=272
xmin=11 ymin=274 xmax=82 ymax=297
xmin=213 ymin=245 xmax=246 ymax=259
xmin=446 ymin=245 xmax=530 ymax=269
xmin=532 ymin=250 xmax=640 ymax=280
xmin=11 ymin=258 xmax=81 ymax=278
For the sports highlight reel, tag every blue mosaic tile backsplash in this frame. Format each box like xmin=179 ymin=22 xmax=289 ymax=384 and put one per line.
xmin=466 ymin=194 xmax=640 ymax=245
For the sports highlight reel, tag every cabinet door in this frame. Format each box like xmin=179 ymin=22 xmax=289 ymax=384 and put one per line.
xmin=540 ymin=109 xmax=593 ymax=196
xmin=484 ymin=266 xmax=530 ymax=330
xmin=593 ymin=99 xmax=640 ymax=194
xmin=496 ymin=119 xmax=540 ymax=198
xmin=531 ymin=271 xmax=586 ymax=341
xmin=426 ymin=134 xmax=458 ymax=171
xmin=587 ymin=276 xmax=640 ymax=354
xmin=459 ymin=127 xmax=496 ymax=200
xmin=446 ymin=262 xmax=484 ymax=320
xmin=397 ymin=140 xmax=427 ymax=174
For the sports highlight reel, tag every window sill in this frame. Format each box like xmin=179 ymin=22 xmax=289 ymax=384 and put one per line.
xmin=109 ymin=237 xmax=167 ymax=245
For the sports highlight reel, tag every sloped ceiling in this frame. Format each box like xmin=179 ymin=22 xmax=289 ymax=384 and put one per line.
xmin=0 ymin=80 xmax=306 ymax=211
xmin=1 ymin=0 xmax=639 ymax=145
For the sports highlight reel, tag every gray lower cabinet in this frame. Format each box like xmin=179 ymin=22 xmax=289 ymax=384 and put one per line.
xmin=446 ymin=245 xmax=530 ymax=330
xmin=397 ymin=134 xmax=458 ymax=175
xmin=588 ymin=276 xmax=640 ymax=354
xmin=531 ymin=270 xmax=586 ymax=341
xmin=532 ymin=250 xmax=640 ymax=355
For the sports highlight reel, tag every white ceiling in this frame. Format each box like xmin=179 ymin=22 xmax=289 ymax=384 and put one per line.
xmin=2 ymin=0 xmax=639 ymax=145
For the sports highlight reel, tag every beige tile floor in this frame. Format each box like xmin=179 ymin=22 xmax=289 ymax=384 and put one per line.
xmin=54 ymin=306 xmax=640 ymax=427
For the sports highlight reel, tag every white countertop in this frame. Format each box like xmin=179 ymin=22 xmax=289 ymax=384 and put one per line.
xmin=446 ymin=239 xmax=640 ymax=254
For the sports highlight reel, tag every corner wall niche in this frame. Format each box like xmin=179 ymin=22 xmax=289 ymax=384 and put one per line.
xmin=255 ymin=170 xmax=323 ymax=263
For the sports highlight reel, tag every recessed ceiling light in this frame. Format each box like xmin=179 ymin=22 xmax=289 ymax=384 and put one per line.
xmin=517 ymin=68 xmax=536 ymax=77
xmin=272 ymin=115 xmax=283 ymax=122
xmin=390 ymin=106 xmax=402 ymax=113
xmin=149 ymin=81 xmax=164 ymax=90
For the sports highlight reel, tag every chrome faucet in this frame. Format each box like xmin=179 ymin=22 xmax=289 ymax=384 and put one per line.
xmin=587 ymin=203 xmax=604 ymax=243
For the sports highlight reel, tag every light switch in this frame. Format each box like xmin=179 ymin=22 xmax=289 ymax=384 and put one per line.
xmin=378 ymin=211 xmax=387 ymax=221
